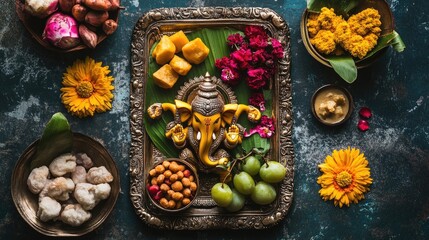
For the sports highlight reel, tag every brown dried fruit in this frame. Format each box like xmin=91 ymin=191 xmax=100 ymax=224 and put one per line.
xmin=149 ymin=169 xmax=157 ymax=177
xmin=85 ymin=10 xmax=109 ymax=27
xmin=82 ymin=0 xmax=112 ymax=11
xmin=172 ymin=192 xmax=184 ymax=201
xmin=162 ymin=160 xmax=170 ymax=169
xmin=168 ymin=200 xmax=176 ymax=209
xmin=72 ymin=4 xmax=89 ymax=22
xmin=182 ymin=188 xmax=191 ymax=198
xmin=79 ymin=25 xmax=98 ymax=48
xmin=160 ymin=183 xmax=170 ymax=192
xmin=156 ymin=174 xmax=165 ymax=185
xmin=159 ymin=198 xmax=169 ymax=208
xmin=59 ymin=0 xmax=76 ymax=12
xmin=189 ymin=182 xmax=197 ymax=192
xmin=171 ymin=181 xmax=183 ymax=192
xmin=182 ymin=198 xmax=191 ymax=206
xmin=169 ymin=173 xmax=178 ymax=182
xmin=176 ymin=171 xmax=184 ymax=180
xmin=163 ymin=170 xmax=172 ymax=178
xmin=102 ymin=19 xmax=118 ymax=35
xmin=181 ymin=177 xmax=191 ymax=187
xmin=155 ymin=165 xmax=165 ymax=174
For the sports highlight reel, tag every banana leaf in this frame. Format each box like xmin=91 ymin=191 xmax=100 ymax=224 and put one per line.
xmin=327 ymin=55 xmax=357 ymax=83
xmin=144 ymin=28 xmax=272 ymax=158
xmin=30 ymin=112 xmax=73 ymax=169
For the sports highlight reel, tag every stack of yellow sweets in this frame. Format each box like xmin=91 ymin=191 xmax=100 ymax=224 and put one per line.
xmin=152 ymin=30 xmax=210 ymax=88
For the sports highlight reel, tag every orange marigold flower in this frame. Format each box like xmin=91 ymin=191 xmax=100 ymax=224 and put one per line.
xmin=60 ymin=57 xmax=114 ymax=118
xmin=317 ymin=147 xmax=372 ymax=208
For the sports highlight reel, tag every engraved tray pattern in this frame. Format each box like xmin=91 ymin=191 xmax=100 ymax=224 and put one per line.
xmin=130 ymin=7 xmax=293 ymax=229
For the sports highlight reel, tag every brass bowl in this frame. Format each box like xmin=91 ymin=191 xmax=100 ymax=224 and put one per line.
xmin=15 ymin=0 xmax=120 ymax=52
xmin=146 ymin=158 xmax=199 ymax=213
xmin=11 ymin=133 xmax=120 ymax=236
xmin=311 ymin=84 xmax=354 ymax=126
xmin=300 ymin=0 xmax=394 ymax=68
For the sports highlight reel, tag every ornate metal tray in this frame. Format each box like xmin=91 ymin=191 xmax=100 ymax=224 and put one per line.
xmin=130 ymin=7 xmax=293 ymax=229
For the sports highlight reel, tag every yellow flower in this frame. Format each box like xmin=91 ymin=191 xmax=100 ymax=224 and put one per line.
xmin=317 ymin=147 xmax=372 ymax=208
xmin=60 ymin=57 xmax=114 ymax=118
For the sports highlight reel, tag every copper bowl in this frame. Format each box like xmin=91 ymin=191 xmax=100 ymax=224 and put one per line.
xmin=11 ymin=133 xmax=120 ymax=236
xmin=146 ymin=158 xmax=200 ymax=213
xmin=15 ymin=0 xmax=120 ymax=52
xmin=311 ymin=84 xmax=354 ymax=126
xmin=300 ymin=0 xmax=394 ymax=68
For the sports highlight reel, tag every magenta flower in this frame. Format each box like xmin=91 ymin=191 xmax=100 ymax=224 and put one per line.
xmin=244 ymin=115 xmax=275 ymax=138
xmin=244 ymin=25 xmax=267 ymax=38
xmin=270 ymin=38 xmax=285 ymax=59
xmin=227 ymin=33 xmax=244 ymax=48
xmin=248 ymin=92 xmax=266 ymax=112
xmin=231 ymin=48 xmax=253 ymax=69
xmin=220 ymin=68 xmax=240 ymax=85
xmin=249 ymin=35 xmax=269 ymax=49
xmin=246 ymin=68 xmax=267 ymax=89
xmin=215 ymin=56 xmax=238 ymax=70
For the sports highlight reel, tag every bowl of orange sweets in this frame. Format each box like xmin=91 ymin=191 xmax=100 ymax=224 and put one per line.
xmin=146 ymin=158 xmax=199 ymax=212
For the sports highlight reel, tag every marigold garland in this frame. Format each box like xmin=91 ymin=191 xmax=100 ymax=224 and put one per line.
xmin=317 ymin=147 xmax=373 ymax=208
xmin=60 ymin=57 xmax=114 ymax=118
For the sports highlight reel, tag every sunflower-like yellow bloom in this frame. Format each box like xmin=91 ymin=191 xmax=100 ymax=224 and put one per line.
xmin=317 ymin=147 xmax=372 ymax=208
xmin=61 ymin=57 xmax=114 ymax=118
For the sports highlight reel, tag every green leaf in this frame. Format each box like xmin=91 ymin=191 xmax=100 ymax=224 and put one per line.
xmin=307 ymin=0 xmax=360 ymax=16
xmin=390 ymin=31 xmax=406 ymax=53
xmin=327 ymin=55 xmax=357 ymax=83
xmin=30 ymin=112 xmax=73 ymax=169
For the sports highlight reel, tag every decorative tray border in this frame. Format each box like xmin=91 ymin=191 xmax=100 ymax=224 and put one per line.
xmin=130 ymin=7 xmax=293 ymax=229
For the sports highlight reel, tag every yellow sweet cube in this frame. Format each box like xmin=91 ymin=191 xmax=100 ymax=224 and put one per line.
xmin=169 ymin=30 xmax=189 ymax=53
xmin=182 ymin=38 xmax=210 ymax=64
xmin=169 ymin=55 xmax=192 ymax=76
xmin=152 ymin=35 xmax=176 ymax=65
xmin=152 ymin=64 xmax=179 ymax=89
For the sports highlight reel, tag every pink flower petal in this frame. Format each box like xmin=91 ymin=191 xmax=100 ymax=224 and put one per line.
xmin=359 ymin=107 xmax=372 ymax=119
xmin=358 ymin=120 xmax=370 ymax=132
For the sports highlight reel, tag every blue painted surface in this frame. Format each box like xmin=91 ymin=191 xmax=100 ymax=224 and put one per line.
xmin=1 ymin=0 xmax=428 ymax=239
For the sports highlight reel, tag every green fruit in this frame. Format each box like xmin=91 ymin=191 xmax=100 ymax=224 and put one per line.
xmin=241 ymin=156 xmax=261 ymax=176
xmin=251 ymin=181 xmax=277 ymax=205
xmin=233 ymin=171 xmax=255 ymax=195
xmin=211 ymin=183 xmax=233 ymax=207
xmin=226 ymin=189 xmax=246 ymax=212
xmin=259 ymin=161 xmax=287 ymax=183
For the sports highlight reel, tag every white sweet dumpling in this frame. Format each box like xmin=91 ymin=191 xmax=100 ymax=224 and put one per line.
xmin=74 ymin=183 xmax=111 ymax=210
xmin=86 ymin=166 xmax=114 ymax=184
xmin=27 ymin=166 xmax=50 ymax=194
xmin=76 ymin=153 xmax=94 ymax=169
xmin=60 ymin=204 xmax=92 ymax=226
xmin=46 ymin=177 xmax=75 ymax=201
xmin=71 ymin=166 xmax=87 ymax=184
xmin=37 ymin=197 xmax=61 ymax=222
xmin=49 ymin=153 xmax=77 ymax=177
xmin=27 ymin=151 xmax=113 ymax=226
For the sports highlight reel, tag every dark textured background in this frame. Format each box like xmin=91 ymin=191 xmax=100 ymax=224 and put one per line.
xmin=1 ymin=0 xmax=428 ymax=239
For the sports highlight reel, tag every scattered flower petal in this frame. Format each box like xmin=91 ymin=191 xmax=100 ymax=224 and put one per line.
xmin=358 ymin=119 xmax=370 ymax=131
xmin=359 ymin=107 xmax=372 ymax=119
